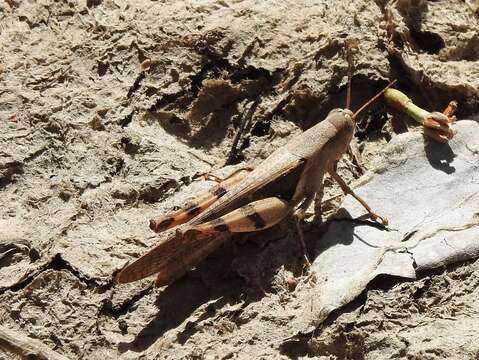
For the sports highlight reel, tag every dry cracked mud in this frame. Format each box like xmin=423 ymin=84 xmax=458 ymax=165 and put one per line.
xmin=0 ymin=0 xmax=478 ymax=359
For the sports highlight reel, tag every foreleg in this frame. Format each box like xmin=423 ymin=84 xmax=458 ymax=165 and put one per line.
xmin=328 ymin=162 xmax=388 ymax=225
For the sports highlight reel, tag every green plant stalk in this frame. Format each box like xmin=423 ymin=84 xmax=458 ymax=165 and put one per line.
xmin=384 ymin=88 xmax=430 ymax=125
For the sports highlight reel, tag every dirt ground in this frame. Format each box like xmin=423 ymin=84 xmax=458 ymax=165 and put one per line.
xmin=1 ymin=0 xmax=478 ymax=359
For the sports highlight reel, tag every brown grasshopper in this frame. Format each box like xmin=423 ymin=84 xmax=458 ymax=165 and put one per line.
xmin=116 ymin=80 xmax=396 ymax=286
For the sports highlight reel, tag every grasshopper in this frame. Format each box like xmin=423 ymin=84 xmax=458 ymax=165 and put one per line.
xmin=116 ymin=79 xmax=396 ymax=286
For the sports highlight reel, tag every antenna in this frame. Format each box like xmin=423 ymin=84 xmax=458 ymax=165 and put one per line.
xmin=343 ymin=38 xmax=359 ymax=110
xmin=345 ymin=44 xmax=354 ymax=110
xmin=353 ymin=79 xmax=397 ymax=119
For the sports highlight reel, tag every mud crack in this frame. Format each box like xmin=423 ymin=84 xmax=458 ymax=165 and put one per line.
xmin=1 ymin=254 xmax=113 ymax=295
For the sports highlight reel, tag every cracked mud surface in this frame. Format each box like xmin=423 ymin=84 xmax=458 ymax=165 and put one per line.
xmin=1 ymin=0 xmax=478 ymax=359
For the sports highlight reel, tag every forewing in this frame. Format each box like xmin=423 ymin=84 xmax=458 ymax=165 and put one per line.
xmin=116 ymin=227 xmax=230 ymax=284
xmin=191 ymin=151 xmax=305 ymax=225
xmin=117 ymin=150 xmax=305 ymax=284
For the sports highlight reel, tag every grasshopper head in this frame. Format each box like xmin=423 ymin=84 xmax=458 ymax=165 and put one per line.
xmin=327 ymin=108 xmax=355 ymax=131
xmin=326 ymin=108 xmax=356 ymax=156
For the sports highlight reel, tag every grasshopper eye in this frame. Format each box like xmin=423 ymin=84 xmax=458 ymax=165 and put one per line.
xmin=328 ymin=108 xmax=343 ymax=115
xmin=329 ymin=108 xmax=353 ymax=118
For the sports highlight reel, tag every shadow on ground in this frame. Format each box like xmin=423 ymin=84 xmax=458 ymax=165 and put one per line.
xmin=118 ymin=209 xmax=386 ymax=353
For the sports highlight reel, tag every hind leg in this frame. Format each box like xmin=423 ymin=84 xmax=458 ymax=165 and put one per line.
xmin=180 ymin=197 xmax=293 ymax=240
xmin=291 ymin=192 xmax=317 ymax=268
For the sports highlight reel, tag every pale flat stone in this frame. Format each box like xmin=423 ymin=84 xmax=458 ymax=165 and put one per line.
xmin=293 ymin=120 xmax=479 ymax=333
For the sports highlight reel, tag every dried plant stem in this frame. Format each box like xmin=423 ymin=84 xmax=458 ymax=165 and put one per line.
xmin=0 ymin=325 xmax=70 ymax=360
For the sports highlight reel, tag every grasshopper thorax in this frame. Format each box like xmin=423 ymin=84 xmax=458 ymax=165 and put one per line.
xmin=286 ymin=108 xmax=354 ymax=160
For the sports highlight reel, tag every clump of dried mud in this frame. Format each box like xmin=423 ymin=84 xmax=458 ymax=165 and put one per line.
xmin=0 ymin=0 xmax=478 ymax=359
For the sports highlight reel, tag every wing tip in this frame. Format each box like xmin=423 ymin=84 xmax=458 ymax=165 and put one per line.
xmin=115 ymin=262 xmax=153 ymax=284
xmin=115 ymin=268 xmax=133 ymax=284
xmin=116 ymin=266 xmax=174 ymax=287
